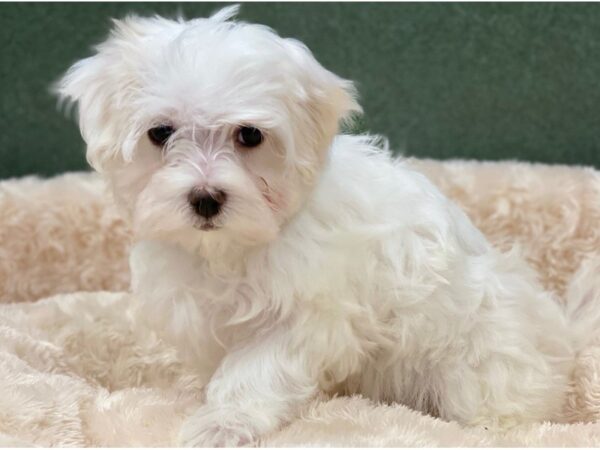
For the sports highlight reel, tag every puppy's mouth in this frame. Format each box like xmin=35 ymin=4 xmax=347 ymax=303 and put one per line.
xmin=200 ymin=223 xmax=216 ymax=231
xmin=194 ymin=222 xmax=220 ymax=231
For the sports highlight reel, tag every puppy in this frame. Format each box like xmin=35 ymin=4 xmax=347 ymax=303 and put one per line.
xmin=57 ymin=5 xmax=600 ymax=447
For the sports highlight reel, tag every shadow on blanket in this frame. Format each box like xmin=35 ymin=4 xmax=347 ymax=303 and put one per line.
xmin=0 ymin=159 xmax=599 ymax=446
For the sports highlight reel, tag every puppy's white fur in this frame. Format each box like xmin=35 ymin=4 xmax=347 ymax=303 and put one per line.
xmin=57 ymin=6 xmax=600 ymax=447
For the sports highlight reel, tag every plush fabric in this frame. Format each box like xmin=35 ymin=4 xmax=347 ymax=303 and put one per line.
xmin=0 ymin=173 xmax=131 ymax=303
xmin=0 ymin=159 xmax=599 ymax=446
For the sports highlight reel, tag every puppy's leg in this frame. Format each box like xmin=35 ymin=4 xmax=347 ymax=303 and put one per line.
xmin=178 ymin=328 xmax=317 ymax=447
xmin=432 ymin=347 xmax=569 ymax=429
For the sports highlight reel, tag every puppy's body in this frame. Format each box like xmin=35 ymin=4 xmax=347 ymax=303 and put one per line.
xmin=57 ymin=7 xmax=598 ymax=446
xmin=133 ymin=135 xmax=573 ymax=444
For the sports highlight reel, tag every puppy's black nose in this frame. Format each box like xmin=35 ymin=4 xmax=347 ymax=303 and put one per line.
xmin=188 ymin=190 xmax=227 ymax=219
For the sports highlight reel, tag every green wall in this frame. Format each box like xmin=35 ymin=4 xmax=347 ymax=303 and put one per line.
xmin=2 ymin=2 xmax=600 ymax=179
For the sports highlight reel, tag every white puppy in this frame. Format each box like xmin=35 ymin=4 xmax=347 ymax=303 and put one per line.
xmin=57 ymin=6 xmax=600 ymax=447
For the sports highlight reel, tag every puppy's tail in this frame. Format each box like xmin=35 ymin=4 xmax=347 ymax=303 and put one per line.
xmin=564 ymin=256 xmax=600 ymax=352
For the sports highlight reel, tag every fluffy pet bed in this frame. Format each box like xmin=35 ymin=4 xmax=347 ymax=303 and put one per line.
xmin=1 ymin=158 xmax=600 ymax=447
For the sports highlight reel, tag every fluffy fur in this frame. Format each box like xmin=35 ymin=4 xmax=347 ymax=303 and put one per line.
xmin=0 ymin=173 xmax=130 ymax=303
xmin=1 ymin=166 xmax=600 ymax=447
xmin=53 ymin=6 xmax=600 ymax=446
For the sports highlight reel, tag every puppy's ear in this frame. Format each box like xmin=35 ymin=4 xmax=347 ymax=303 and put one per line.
xmin=54 ymin=16 xmax=151 ymax=172
xmin=282 ymin=38 xmax=362 ymax=169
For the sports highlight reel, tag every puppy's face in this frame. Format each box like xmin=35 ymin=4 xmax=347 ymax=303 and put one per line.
xmin=58 ymin=6 xmax=360 ymax=255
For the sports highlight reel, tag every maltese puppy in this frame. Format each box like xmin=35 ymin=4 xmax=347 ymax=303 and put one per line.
xmin=57 ymin=5 xmax=600 ymax=447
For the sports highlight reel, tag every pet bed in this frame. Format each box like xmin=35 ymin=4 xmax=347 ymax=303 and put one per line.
xmin=1 ymin=158 xmax=599 ymax=446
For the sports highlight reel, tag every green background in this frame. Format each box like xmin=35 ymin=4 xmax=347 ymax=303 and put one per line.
xmin=2 ymin=2 xmax=600 ymax=179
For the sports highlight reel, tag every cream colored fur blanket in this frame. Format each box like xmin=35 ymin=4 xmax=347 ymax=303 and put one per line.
xmin=1 ymin=159 xmax=600 ymax=447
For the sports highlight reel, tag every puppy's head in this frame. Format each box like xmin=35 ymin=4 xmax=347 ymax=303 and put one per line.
xmin=57 ymin=5 xmax=360 ymax=256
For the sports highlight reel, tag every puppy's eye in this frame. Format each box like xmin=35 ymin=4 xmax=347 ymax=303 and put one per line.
xmin=237 ymin=126 xmax=263 ymax=148
xmin=148 ymin=125 xmax=175 ymax=146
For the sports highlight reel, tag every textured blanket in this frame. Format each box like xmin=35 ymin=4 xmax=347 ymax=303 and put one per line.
xmin=1 ymin=159 xmax=599 ymax=447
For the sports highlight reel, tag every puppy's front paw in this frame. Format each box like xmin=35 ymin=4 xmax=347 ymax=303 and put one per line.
xmin=178 ymin=405 xmax=257 ymax=448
